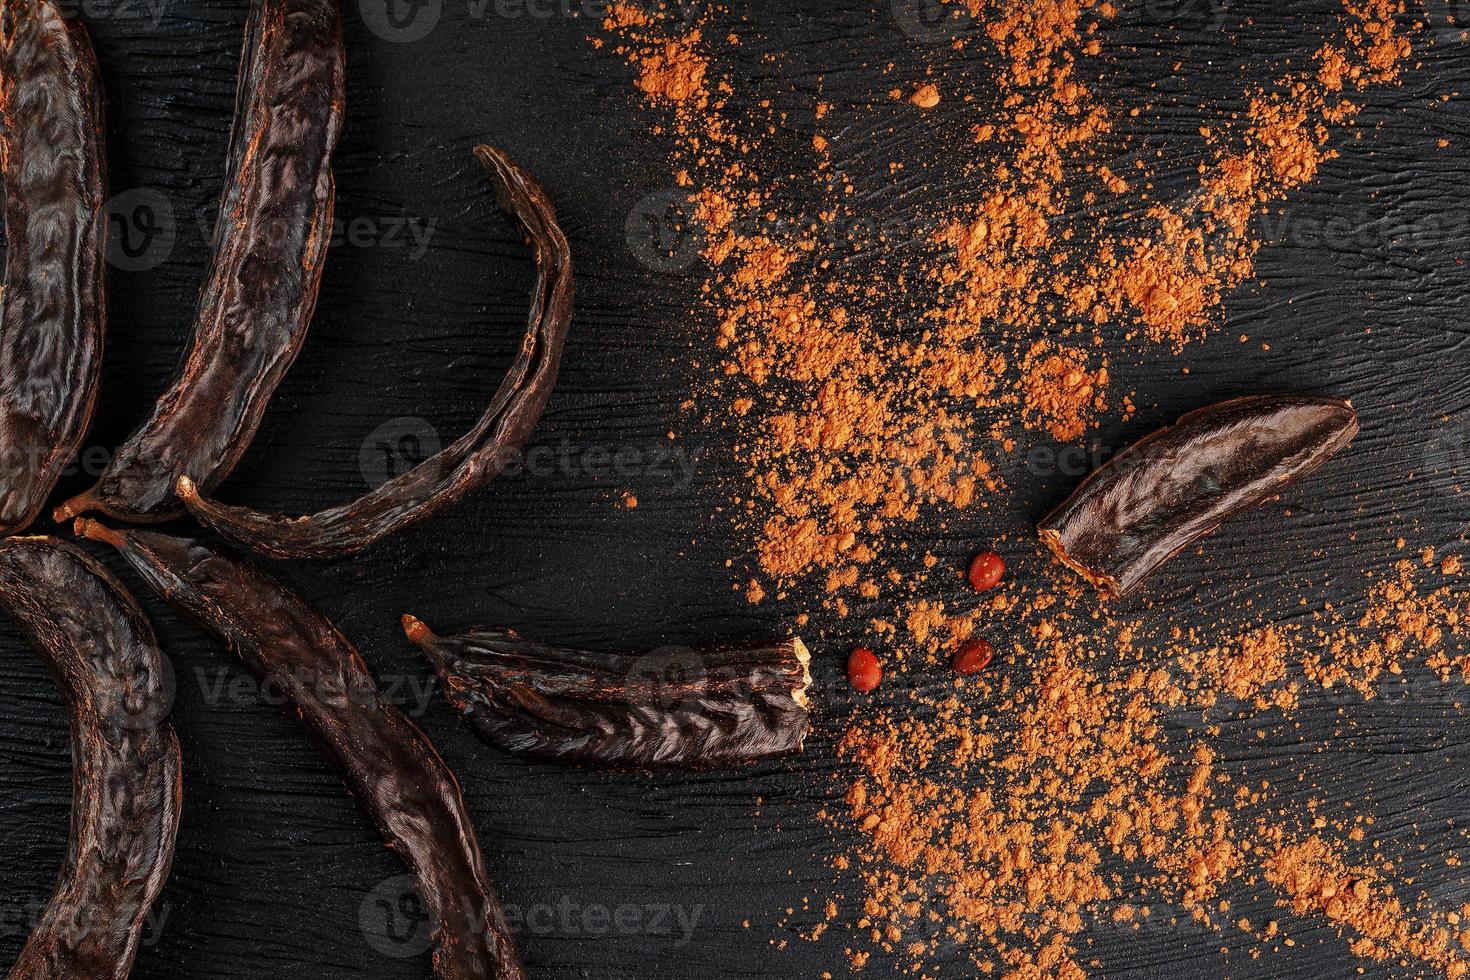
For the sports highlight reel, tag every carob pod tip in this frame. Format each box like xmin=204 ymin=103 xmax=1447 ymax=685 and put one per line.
xmin=1038 ymin=394 xmax=1359 ymax=598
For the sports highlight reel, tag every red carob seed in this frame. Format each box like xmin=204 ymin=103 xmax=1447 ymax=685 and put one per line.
xmin=953 ymin=639 xmax=994 ymax=676
xmin=968 ymin=551 xmax=1006 ymax=592
xmin=848 ymin=648 xmax=882 ymax=693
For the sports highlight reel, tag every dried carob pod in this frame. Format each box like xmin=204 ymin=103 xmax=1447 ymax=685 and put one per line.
xmin=176 ymin=145 xmax=573 ymax=559
xmin=1038 ymin=394 xmax=1359 ymax=597
xmin=56 ymin=0 xmax=345 ymax=523
xmin=0 ymin=0 xmax=107 ymax=535
xmin=76 ymin=521 xmax=523 ymax=980
xmin=0 ymin=536 xmax=182 ymax=979
xmin=403 ymin=616 xmax=811 ymax=769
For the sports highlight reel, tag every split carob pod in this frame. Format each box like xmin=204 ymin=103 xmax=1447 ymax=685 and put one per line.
xmin=0 ymin=0 xmax=106 ymax=535
xmin=55 ymin=0 xmax=345 ymax=524
xmin=76 ymin=521 xmax=524 ymax=980
xmin=0 ymin=537 xmax=182 ymax=979
xmin=175 ymin=144 xmax=573 ymax=559
xmin=1038 ymin=394 xmax=1359 ymax=598
xmin=402 ymin=616 xmax=811 ymax=768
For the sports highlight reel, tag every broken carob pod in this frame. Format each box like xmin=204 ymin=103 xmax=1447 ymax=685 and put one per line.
xmin=0 ymin=537 xmax=182 ymax=979
xmin=176 ymin=144 xmax=573 ymax=559
xmin=76 ymin=521 xmax=524 ymax=980
xmin=1038 ymin=394 xmax=1359 ymax=598
xmin=56 ymin=0 xmax=345 ymax=524
xmin=403 ymin=616 xmax=811 ymax=769
xmin=0 ymin=0 xmax=107 ymax=535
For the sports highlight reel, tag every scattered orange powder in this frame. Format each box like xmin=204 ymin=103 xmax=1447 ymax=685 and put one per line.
xmin=1019 ymin=342 xmax=1108 ymax=443
xmin=1264 ymin=834 xmax=1470 ymax=977
xmin=602 ymin=0 xmax=1412 ymax=602
xmin=1072 ymin=0 xmax=1411 ymax=343
xmin=831 ymin=551 xmax=1470 ymax=976
xmin=594 ymin=2 xmax=1443 ymax=976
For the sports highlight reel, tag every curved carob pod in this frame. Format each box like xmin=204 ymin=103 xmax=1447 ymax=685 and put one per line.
xmin=176 ymin=145 xmax=574 ymax=559
xmin=0 ymin=537 xmax=182 ymax=979
xmin=1038 ymin=394 xmax=1359 ymax=598
xmin=403 ymin=616 xmax=811 ymax=769
xmin=76 ymin=521 xmax=525 ymax=980
xmin=0 ymin=0 xmax=106 ymax=535
xmin=56 ymin=0 xmax=345 ymax=524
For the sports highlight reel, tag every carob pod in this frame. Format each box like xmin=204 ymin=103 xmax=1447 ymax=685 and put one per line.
xmin=76 ymin=521 xmax=524 ymax=980
xmin=1038 ymin=394 xmax=1359 ymax=597
xmin=0 ymin=537 xmax=182 ymax=979
xmin=0 ymin=0 xmax=106 ymax=535
xmin=56 ymin=0 xmax=345 ymax=524
xmin=176 ymin=145 xmax=573 ymax=559
xmin=403 ymin=616 xmax=811 ymax=768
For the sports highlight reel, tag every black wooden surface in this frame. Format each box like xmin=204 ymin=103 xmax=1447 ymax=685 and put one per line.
xmin=1 ymin=2 xmax=1469 ymax=978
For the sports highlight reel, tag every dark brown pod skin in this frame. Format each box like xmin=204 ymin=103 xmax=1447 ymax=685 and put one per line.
xmin=0 ymin=1 xmax=106 ymax=535
xmin=176 ymin=145 xmax=574 ymax=559
xmin=0 ymin=536 xmax=182 ymax=980
xmin=1038 ymin=394 xmax=1359 ymax=598
xmin=55 ymin=0 xmax=345 ymax=524
xmin=404 ymin=617 xmax=811 ymax=769
xmin=76 ymin=522 xmax=524 ymax=980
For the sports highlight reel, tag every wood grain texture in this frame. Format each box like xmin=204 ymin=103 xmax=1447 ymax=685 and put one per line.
xmin=1 ymin=2 xmax=1468 ymax=978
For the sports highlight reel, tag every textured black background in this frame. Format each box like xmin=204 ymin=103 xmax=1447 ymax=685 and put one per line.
xmin=2 ymin=1 xmax=1470 ymax=977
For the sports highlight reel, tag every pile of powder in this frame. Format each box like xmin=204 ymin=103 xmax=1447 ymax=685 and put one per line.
xmin=829 ymin=550 xmax=1470 ymax=976
xmin=603 ymin=0 xmax=1412 ymax=607
xmin=592 ymin=1 xmax=1452 ymax=976
xmin=1070 ymin=0 xmax=1411 ymax=343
